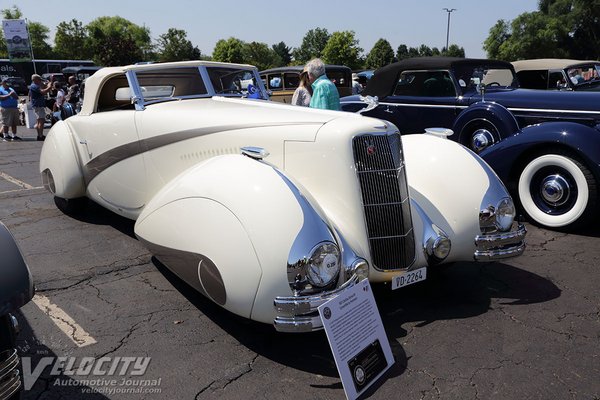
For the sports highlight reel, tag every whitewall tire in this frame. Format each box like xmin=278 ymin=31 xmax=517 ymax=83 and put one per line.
xmin=518 ymin=153 xmax=597 ymax=229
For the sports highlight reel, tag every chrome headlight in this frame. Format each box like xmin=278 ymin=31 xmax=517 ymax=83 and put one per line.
xmin=495 ymin=197 xmax=516 ymax=231
xmin=306 ymin=242 xmax=340 ymax=288
xmin=480 ymin=197 xmax=516 ymax=233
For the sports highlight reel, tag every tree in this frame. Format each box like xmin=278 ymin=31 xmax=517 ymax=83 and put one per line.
xmin=87 ymin=16 xmax=152 ymax=66
xmin=365 ymin=38 xmax=395 ymax=69
xmin=272 ymin=41 xmax=291 ymax=66
xmin=396 ymin=44 xmax=409 ymax=61
xmin=322 ymin=31 xmax=363 ymax=70
xmin=54 ymin=19 xmax=91 ymax=60
xmin=292 ymin=28 xmax=330 ymax=63
xmin=212 ymin=37 xmax=245 ymax=64
xmin=444 ymin=44 xmax=465 ymax=58
xmin=483 ymin=0 xmax=600 ymax=60
xmin=156 ymin=28 xmax=200 ymax=62
xmin=243 ymin=41 xmax=281 ymax=70
xmin=418 ymin=44 xmax=433 ymax=57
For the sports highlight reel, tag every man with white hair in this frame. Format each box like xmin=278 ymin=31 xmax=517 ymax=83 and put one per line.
xmin=305 ymin=58 xmax=340 ymax=111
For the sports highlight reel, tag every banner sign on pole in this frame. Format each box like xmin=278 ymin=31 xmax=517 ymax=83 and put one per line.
xmin=2 ymin=19 xmax=31 ymax=62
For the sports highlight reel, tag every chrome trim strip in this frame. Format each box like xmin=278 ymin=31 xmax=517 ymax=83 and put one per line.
xmin=508 ymin=107 xmax=600 ymax=115
xmin=475 ymin=223 xmax=527 ymax=251
xmin=0 ymin=349 xmax=21 ymax=399
xmin=474 ymin=242 xmax=526 ymax=261
xmin=82 ymin=122 xmax=323 ymax=185
xmin=474 ymin=223 xmax=527 ymax=261
xmin=273 ymin=273 xmax=363 ymax=332
xmin=342 ymin=100 xmax=468 ymax=110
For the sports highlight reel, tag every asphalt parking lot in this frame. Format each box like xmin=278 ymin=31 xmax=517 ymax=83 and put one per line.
xmin=1 ymin=127 xmax=599 ymax=400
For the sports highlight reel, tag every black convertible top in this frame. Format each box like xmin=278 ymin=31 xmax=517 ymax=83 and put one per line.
xmin=362 ymin=57 xmax=514 ymax=98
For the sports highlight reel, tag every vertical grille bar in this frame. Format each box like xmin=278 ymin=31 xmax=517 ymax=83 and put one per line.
xmin=353 ymin=132 xmax=416 ymax=271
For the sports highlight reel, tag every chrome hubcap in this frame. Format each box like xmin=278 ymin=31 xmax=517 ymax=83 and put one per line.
xmin=541 ymin=174 xmax=570 ymax=206
xmin=471 ymin=129 xmax=495 ymax=153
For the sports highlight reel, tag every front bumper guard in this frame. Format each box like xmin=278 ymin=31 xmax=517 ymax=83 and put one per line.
xmin=273 ymin=273 xmax=363 ymax=333
xmin=474 ymin=223 xmax=527 ymax=261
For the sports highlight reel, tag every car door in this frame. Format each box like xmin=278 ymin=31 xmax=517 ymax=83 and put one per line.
xmin=68 ymin=74 xmax=146 ymax=215
xmin=369 ymin=70 xmax=460 ymax=134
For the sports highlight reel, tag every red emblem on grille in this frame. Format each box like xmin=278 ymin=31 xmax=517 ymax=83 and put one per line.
xmin=366 ymin=145 xmax=376 ymax=155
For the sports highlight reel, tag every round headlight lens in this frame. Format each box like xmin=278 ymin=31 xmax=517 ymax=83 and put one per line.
xmin=306 ymin=242 xmax=340 ymax=288
xmin=495 ymin=197 xmax=516 ymax=231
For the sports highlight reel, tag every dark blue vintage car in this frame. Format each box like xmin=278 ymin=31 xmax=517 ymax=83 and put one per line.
xmin=512 ymin=59 xmax=600 ymax=91
xmin=340 ymin=57 xmax=600 ymax=230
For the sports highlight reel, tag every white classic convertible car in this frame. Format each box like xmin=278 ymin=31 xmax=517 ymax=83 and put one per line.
xmin=39 ymin=61 xmax=526 ymax=332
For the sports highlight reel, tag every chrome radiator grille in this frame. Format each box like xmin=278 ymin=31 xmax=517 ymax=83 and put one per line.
xmin=353 ymin=133 xmax=415 ymax=271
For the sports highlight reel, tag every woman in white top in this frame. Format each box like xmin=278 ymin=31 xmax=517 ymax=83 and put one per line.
xmin=291 ymin=70 xmax=312 ymax=106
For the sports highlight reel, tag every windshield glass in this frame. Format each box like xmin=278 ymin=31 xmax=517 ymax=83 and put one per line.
xmin=136 ymin=67 xmax=208 ymax=102
xmin=566 ymin=65 xmax=600 ymax=87
xmin=453 ymin=65 xmax=518 ymax=90
xmin=206 ymin=67 xmax=267 ymax=99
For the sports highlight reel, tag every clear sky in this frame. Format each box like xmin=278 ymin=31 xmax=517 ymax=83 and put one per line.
xmin=6 ymin=0 xmax=540 ymax=59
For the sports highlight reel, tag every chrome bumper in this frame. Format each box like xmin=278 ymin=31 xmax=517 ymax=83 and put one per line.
xmin=0 ymin=348 xmax=21 ymax=399
xmin=474 ymin=223 xmax=527 ymax=261
xmin=273 ymin=273 xmax=363 ymax=333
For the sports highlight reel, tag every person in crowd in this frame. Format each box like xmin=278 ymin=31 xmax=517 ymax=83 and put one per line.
xmin=0 ymin=77 xmax=21 ymax=141
xmin=306 ymin=58 xmax=340 ymax=111
xmin=66 ymin=76 xmax=80 ymax=105
xmin=29 ymin=74 xmax=53 ymax=141
xmin=52 ymin=82 xmax=66 ymax=125
xmin=291 ymin=69 xmax=312 ymax=106
xmin=352 ymin=73 xmax=362 ymax=95
xmin=18 ymin=99 xmax=26 ymax=126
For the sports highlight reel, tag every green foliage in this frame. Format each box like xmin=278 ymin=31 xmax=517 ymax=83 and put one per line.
xmin=484 ymin=0 xmax=600 ymax=60
xmin=28 ymin=22 xmax=54 ymax=59
xmin=444 ymin=44 xmax=465 ymax=58
xmin=293 ymin=28 xmax=330 ymax=63
xmin=1 ymin=5 xmax=22 ymax=19
xmin=396 ymin=45 xmax=408 ymax=61
xmin=243 ymin=42 xmax=281 ymax=70
xmin=157 ymin=28 xmax=200 ymax=62
xmin=212 ymin=37 xmax=245 ymax=64
xmin=54 ymin=19 xmax=91 ymax=60
xmin=365 ymin=39 xmax=395 ymax=69
xmin=87 ymin=16 xmax=152 ymax=65
xmin=322 ymin=31 xmax=363 ymax=70
xmin=272 ymin=41 xmax=291 ymax=66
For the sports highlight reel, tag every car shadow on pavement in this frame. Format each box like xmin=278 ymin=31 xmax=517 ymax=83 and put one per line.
xmin=372 ymin=261 xmax=561 ymax=338
xmin=151 ymin=256 xmax=408 ymax=390
xmin=15 ymin=312 xmax=110 ymax=400
xmin=54 ymin=198 xmax=137 ymax=239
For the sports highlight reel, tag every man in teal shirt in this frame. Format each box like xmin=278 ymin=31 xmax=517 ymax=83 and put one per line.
xmin=306 ymin=58 xmax=340 ymax=111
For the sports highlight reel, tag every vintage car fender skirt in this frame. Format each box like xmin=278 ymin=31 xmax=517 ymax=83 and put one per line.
xmin=518 ymin=154 xmax=595 ymax=228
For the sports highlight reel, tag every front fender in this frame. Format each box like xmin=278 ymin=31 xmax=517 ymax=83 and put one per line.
xmin=479 ymin=121 xmax=600 ymax=184
xmin=453 ymin=101 xmax=520 ymax=142
xmin=402 ymin=134 xmax=510 ymax=261
xmin=134 ymin=154 xmax=329 ymax=325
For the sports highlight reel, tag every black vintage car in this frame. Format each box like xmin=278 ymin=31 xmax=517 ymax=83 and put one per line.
xmin=513 ymin=59 xmax=600 ymax=91
xmin=341 ymin=57 xmax=600 ymax=230
xmin=0 ymin=222 xmax=34 ymax=399
xmin=3 ymin=77 xmax=28 ymax=96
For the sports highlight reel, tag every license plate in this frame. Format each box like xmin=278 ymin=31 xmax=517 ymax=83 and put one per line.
xmin=391 ymin=267 xmax=427 ymax=290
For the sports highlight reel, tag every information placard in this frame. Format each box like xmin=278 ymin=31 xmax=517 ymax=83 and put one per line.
xmin=318 ymin=279 xmax=394 ymax=400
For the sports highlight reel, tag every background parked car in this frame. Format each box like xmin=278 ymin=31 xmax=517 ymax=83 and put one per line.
xmin=0 ymin=221 xmax=34 ymax=399
xmin=513 ymin=59 xmax=600 ymax=91
xmin=260 ymin=65 xmax=352 ymax=103
xmin=341 ymin=57 xmax=600 ymax=230
xmin=3 ymin=76 xmax=28 ymax=96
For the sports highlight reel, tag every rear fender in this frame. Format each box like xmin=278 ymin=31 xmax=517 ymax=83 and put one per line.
xmin=39 ymin=121 xmax=85 ymax=199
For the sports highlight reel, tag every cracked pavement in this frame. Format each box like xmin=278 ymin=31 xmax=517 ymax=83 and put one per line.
xmin=1 ymin=129 xmax=599 ymax=399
